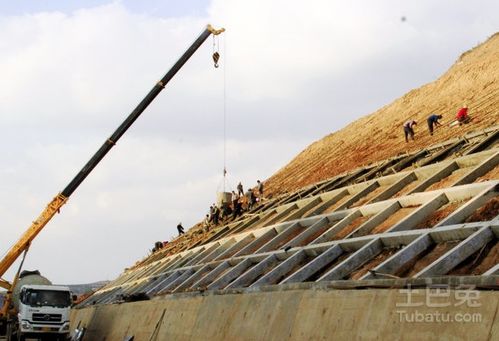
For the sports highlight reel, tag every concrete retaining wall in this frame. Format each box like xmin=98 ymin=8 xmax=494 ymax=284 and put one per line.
xmin=71 ymin=287 xmax=498 ymax=341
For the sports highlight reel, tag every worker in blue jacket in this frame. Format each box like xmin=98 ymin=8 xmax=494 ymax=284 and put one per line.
xmin=427 ymin=114 xmax=443 ymax=135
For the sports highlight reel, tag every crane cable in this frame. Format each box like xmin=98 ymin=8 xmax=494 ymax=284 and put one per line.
xmin=213 ymin=33 xmax=229 ymax=192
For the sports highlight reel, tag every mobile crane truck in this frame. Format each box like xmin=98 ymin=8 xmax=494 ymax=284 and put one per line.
xmin=0 ymin=24 xmax=224 ymax=341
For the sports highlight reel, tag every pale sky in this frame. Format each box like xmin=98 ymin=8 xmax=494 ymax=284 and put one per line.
xmin=0 ymin=0 xmax=497 ymax=284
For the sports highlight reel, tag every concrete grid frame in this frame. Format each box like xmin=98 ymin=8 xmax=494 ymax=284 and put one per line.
xmin=80 ymin=129 xmax=499 ymax=307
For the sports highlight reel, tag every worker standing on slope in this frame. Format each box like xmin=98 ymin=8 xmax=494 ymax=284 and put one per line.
xmin=257 ymin=180 xmax=264 ymax=200
xmin=212 ymin=205 xmax=220 ymax=225
xmin=204 ymin=214 xmax=210 ymax=232
xmin=177 ymin=222 xmax=185 ymax=236
xmin=231 ymin=191 xmax=239 ymax=210
xmin=403 ymin=120 xmax=417 ymax=142
xmin=232 ymin=191 xmax=242 ymax=219
xmin=237 ymin=182 xmax=244 ymax=196
xmin=246 ymin=189 xmax=256 ymax=211
xmin=427 ymin=114 xmax=443 ymax=135
xmin=208 ymin=205 xmax=214 ymax=223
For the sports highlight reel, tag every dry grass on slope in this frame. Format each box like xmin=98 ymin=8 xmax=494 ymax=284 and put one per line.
xmin=266 ymin=33 xmax=499 ymax=196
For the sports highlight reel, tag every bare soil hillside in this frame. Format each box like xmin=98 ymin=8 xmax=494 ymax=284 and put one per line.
xmin=265 ymin=33 xmax=499 ymax=196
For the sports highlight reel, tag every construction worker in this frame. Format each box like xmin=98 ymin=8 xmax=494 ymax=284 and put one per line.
xmin=231 ymin=191 xmax=238 ymax=207
xmin=245 ymin=189 xmax=256 ymax=211
xmin=212 ymin=205 xmax=220 ymax=225
xmin=456 ymin=105 xmax=470 ymax=124
xmin=177 ymin=223 xmax=185 ymax=236
xmin=237 ymin=182 xmax=244 ymax=196
xmin=221 ymin=203 xmax=232 ymax=221
xmin=152 ymin=241 xmax=163 ymax=253
xmin=233 ymin=199 xmax=242 ymax=220
xmin=257 ymin=180 xmax=264 ymax=199
xmin=231 ymin=191 xmax=242 ymax=220
xmin=403 ymin=120 xmax=417 ymax=142
xmin=449 ymin=105 xmax=471 ymax=127
xmin=427 ymin=114 xmax=443 ymax=135
xmin=208 ymin=205 xmax=214 ymax=223
xmin=204 ymin=214 xmax=210 ymax=232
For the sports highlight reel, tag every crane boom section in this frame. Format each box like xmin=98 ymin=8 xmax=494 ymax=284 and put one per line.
xmin=0 ymin=194 xmax=67 ymax=278
xmin=62 ymin=26 xmax=217 ymax=197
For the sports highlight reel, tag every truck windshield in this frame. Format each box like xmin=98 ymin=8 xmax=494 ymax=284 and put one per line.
xmin=24 ymin=289 xmax=71 ymax=308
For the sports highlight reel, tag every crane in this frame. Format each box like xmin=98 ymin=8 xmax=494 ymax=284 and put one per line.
xmin=0 ymin=24 xmax=224 ymax=322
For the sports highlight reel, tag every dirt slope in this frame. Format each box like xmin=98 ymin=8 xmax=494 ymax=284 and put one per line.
xmin=266 ymin=33 xmax=499 ymax=196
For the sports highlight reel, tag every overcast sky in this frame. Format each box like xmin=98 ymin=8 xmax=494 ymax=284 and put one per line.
xmin=0 ymin=0 xmax=497 ymax=285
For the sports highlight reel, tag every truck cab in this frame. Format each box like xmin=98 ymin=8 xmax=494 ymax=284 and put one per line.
xmin=18 ymin=285 xmax=71 ymax=340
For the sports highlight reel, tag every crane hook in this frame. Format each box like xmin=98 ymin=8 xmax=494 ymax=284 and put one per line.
xmin=212 ymin=51 xmax=220 ymax=68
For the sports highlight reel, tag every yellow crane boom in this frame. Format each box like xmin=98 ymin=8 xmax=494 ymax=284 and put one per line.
xmin=0 ymin=24 xmax=224 ymax=319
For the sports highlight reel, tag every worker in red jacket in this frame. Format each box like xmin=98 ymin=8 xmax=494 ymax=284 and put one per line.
xmin=456 ymin=105 xmax=470 ymax=124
